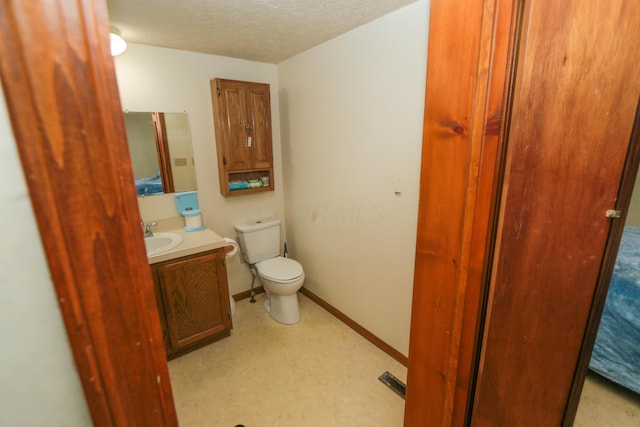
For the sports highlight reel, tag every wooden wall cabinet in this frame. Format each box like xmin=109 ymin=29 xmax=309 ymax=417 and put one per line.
xmin=211 ymin=78 xmax=274 ymax=196
xmin=151 ymin=249 xmax=232 ymax=360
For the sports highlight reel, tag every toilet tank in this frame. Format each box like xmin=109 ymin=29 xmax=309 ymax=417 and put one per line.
xmin=235 ymin=219 xmax=281 ymax=264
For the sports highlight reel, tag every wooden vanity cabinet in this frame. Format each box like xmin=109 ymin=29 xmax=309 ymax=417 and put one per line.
xmin=211 ymin=78 xmax=274 ymax=196
xmin=150 ymin=248 xmax=232 ymax=360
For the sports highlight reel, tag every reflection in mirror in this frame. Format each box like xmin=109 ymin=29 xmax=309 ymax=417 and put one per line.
xmin=124 ymin=112 xmax=197 ymax=196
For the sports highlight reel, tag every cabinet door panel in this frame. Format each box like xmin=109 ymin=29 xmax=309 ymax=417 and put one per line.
xmin=218 ymin=81 xmax=251 ymax=171
xmin=246 ymin=84 xmax=273 ymax=169
xmin=158 ymin=252 xmax=228 ymax=352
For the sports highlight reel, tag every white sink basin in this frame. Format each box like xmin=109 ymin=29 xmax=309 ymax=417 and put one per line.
xmin=145 ymin=232 xmax=183 ymax=257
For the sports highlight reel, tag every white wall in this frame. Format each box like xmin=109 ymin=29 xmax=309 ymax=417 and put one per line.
xmin=278 ymin=0 xmax=429 ymax=355
xmin=165 ymin=113 xmax=197 ymax=191
xmin=125 ymin=112 xmax=158 ymax=177
xmin=0 ymin=88 xmax=91 ymax=425
xmin=626 ymin=169 xmax=640 ymax=227
xmin=115 ymin=46 xmax=286 ymax=295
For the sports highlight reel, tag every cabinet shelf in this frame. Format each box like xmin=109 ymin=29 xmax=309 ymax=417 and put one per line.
xmin=227 ymin=169 xmax=273 ymax=195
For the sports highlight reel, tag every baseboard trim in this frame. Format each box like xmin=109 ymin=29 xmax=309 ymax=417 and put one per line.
xmin=232 ymin=286 xmax=264 ymax=301
xmin=299 ymin=287 xmax=408 ymax=367
xmin=233 ymin=286 xmax=408 ymax=367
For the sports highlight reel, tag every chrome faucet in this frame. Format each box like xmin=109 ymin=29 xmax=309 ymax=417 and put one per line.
xmin=142 ymin=220 xmax=157 ymax=238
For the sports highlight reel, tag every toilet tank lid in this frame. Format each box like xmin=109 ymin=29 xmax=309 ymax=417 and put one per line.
xmin=235 ymin=219 xmax=281 ymax=233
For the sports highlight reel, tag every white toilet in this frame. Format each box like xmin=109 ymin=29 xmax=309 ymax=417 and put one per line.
xmin=235 ymin=219 xmax=305 ymax=324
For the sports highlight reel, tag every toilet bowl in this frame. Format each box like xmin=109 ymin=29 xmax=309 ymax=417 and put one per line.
xmin=235 ymin=219 xmax=305 ymax=324
xmin=256 ymin=256 xmax=305 ymax=324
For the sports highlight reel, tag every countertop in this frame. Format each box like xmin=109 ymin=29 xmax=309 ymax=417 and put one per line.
xmin=147 ymin=226 xmax=230 ymax=264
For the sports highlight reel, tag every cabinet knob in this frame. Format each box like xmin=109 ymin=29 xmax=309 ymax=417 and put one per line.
xmin=245 ymin=124 xmax=253 ymax=131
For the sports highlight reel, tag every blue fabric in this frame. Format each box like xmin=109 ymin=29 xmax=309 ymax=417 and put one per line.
xmin=590 ymin=225 xmax=640 ymax=394
xmin=135 ymin=173 xmax=163 ymax=196
xmin=229 ymin=180 xmax=249 ymax=191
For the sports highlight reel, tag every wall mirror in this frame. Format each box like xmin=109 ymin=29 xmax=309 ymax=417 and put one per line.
xmin=124 ymin=111 xmax=197 ymax=196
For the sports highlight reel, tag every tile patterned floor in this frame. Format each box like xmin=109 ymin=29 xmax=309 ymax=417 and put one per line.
xmin=168 ymin=293 xmax=407 ymax=426
xmin=168 ymin=292 xmax=639 ymax=426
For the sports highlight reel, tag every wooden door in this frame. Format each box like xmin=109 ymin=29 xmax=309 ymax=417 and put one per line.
xmin=565 ymin=110 xmax=640 ymax=424
xmin=157 ymin=251 xmax=231 ymax=354
xmin=471 ymin=1 xmax=640 ymax=425
xmin=0 ymin=0 xmax=179 ymax=424
xmin=245 ymin=82 xmax=273 ymax=169
xmin=214 ymin=79 xmax=251 ymax=171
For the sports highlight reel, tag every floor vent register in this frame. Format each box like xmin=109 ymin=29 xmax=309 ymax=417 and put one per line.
xmin=378 ymin=371 xmax=406 ymax=399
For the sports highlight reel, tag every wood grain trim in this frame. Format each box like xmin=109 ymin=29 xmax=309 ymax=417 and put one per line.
xmin=299 ymin=288 xmax=408 ymax=367
xmin=0 ymin=1 xmax=177 ymax=425
xmin=233 ymin=287 xmax=406 ymax=366
xmin=233 ymin=286 xmax=405 ymax=364
xmin=404 ymin=0 xmax=514 ymax=425
xmin=453 ymin=1 xmax=520 ymax=424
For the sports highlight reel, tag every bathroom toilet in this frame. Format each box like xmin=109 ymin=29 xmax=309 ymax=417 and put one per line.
xmin=235 ymin=219 xmax=305 ymax=324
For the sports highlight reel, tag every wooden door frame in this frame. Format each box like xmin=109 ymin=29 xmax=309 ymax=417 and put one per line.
xmin=0 ymin=1 xmax=177 ymax=425
xmin=405 ymin=0 xmax=518 ymax=424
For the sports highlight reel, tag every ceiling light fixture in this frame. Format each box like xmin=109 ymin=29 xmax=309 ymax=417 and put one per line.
xmin=109 ymin=26 xmax=127 ymax=56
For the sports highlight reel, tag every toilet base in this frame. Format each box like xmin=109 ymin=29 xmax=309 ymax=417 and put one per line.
xmin=264 ymin=293 xmax=300 ymax=324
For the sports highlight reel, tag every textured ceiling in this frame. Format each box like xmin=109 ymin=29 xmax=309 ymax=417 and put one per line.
xmin=107 ymin=0 xmax=419 ymax=63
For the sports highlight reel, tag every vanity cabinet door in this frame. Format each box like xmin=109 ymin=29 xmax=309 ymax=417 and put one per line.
xmin=154 ymin=249 xmax=231 ymax=358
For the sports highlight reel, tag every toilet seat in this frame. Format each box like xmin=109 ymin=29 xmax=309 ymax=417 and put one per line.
xmin=257 ymin=256 xmax=304 ymax=284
